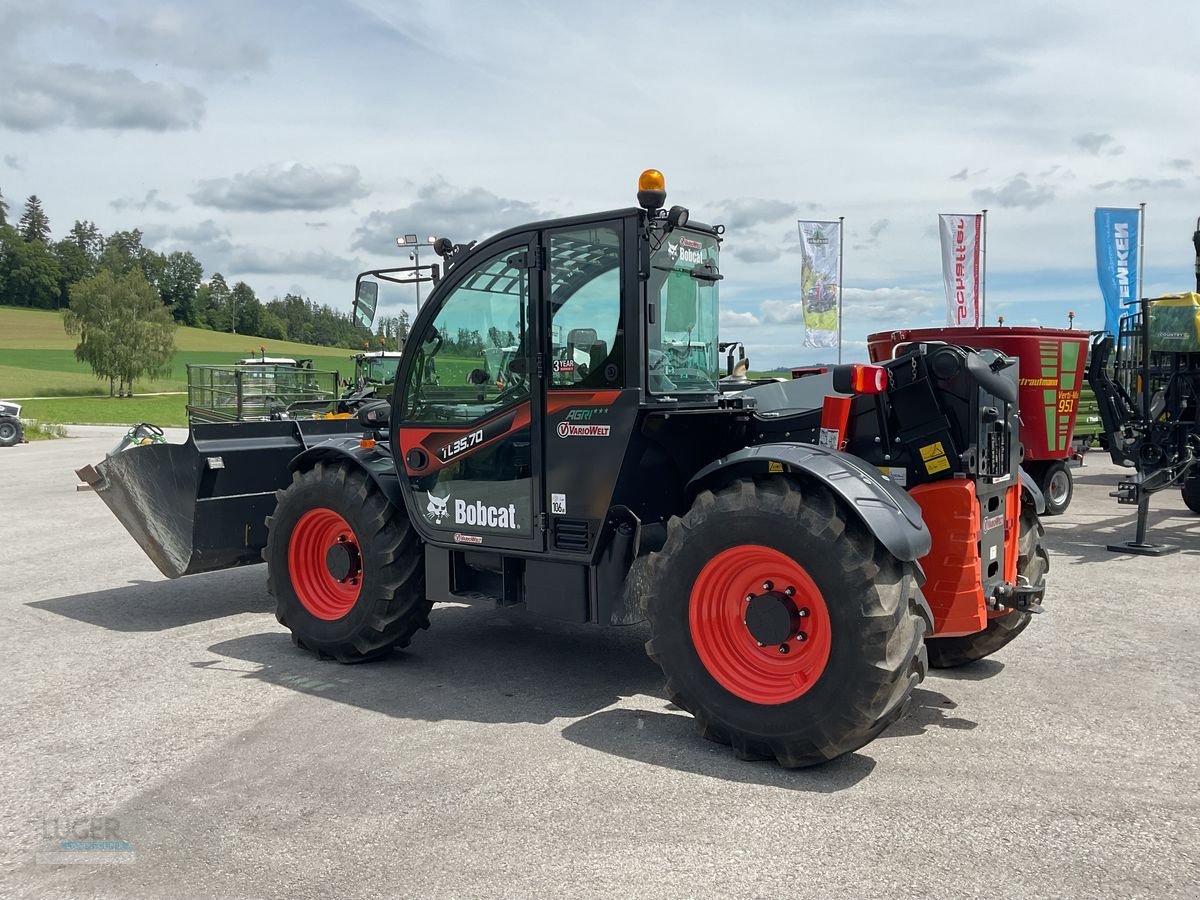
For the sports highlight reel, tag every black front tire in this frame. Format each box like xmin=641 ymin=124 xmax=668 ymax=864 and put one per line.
xmin=639 ymin=477 xmax=931 ymax=768
xmin=266 ymin=461 xmax=430 ymax=663
xmin=0 ymin=417 xmax=22 ymax=447
xmin=926 ymin=505 xmax=1049 ymax=668
xmin=1182 ymin=475 xmax=1200 ymax=515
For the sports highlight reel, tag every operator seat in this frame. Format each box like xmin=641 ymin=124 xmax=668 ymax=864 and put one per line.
xmin=566 ymin=327 xmax=608 ymax=384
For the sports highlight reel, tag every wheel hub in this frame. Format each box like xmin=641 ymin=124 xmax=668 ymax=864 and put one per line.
xmin=325 ymin=538 xmax=360 ymax=583
xmin=689 ymin=544 xmax=831 ymax=705
xmin=744 ymin=591 xmax=802 ymax=646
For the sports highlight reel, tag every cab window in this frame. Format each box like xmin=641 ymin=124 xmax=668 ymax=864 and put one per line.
xmin=547 ymin=226 xmax=623 ymax=388
xmin=402 ymin=249 xmax=531 ymax=423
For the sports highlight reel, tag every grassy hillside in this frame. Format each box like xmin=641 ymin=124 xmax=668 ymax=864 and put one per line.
xmin=0 ymin=306 xmax=361 ymax=398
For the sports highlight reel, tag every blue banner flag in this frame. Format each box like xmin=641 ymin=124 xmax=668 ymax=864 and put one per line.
xmin=1094 ymin=207 xmax=1140 ymax=334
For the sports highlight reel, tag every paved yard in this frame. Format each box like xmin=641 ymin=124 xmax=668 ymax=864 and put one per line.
xmin=1 ymin=427 xmax=1197 ymax=898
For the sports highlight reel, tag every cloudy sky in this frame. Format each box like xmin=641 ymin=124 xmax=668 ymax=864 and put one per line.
xmin=2 ymin=0 xmax=1198 ymax=366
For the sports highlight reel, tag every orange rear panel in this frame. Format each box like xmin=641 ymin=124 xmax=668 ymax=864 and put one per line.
xmin=909 ymin=480 xmax=987 ymax=637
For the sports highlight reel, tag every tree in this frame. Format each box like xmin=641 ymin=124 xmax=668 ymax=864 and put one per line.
xmin=1 ymin=234 xmax=62 ymax=307
xmin=67 ymin=220 xmax=104 ymax=260
xmin=18 ymin=195 xmax=51 ymax=243
xmin=98 ymin=229 xmax=146 ymax=275
xmin=230 ymin=281 xmax=261 ymax=335
xmin=160 ymin=251 xmax=204 ymax=324
xmin=52 ymin=238 xmax=95 ymax=307
xmin=0 ymin=188 xmax=8 ymax=228
xmin=203 ymin=272 xmax=232 ymax=331
xmin=64 ymin=268 xmax=176 ymax=396
xmin=257 ymin=308 xmax=287 ymax=340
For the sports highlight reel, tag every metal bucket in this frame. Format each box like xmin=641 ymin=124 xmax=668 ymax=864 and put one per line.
xmin=78 ymin=419 xmax=363 ymax=578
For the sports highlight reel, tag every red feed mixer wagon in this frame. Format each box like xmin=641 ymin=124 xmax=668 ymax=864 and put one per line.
xmin=868 ymin=326 xmax=1090 ymax=515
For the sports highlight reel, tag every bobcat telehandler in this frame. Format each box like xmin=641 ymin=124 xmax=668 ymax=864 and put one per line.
xmin=79 ymin=170 xmax=1048 ymax=767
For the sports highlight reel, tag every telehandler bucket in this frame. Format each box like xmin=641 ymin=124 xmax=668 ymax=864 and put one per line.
xmin=77 ymin=419 xmax=362 ymax=579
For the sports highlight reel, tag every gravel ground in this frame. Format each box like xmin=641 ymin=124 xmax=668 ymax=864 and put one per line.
xmin=1 ymin=426 xmax=1197 ymax=899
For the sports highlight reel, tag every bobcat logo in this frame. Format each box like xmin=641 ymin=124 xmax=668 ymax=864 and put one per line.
xmin=425 ymin=492 xmax=449 ymax=525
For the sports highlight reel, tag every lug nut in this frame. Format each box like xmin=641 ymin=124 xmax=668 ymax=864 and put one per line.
xmin=798 ymin=608 xmax=810 ymax=618
xmin=745 ymin=594 xmax=754 ymax=602
xmin=796 ymin=631 xmax=808 ymax=642
xmin=778 ymin=644 xmax=790 ymax=654
xmin=762 ymin=581 xmax=773 ymax=591
xmin=756 ymin=641 xmax=765 ymax=648
xmin=784 ymin=586 xmax=795 ymax=597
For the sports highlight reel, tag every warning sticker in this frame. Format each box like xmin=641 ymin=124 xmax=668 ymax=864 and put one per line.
xmin=768 ymin=461 xmax=784 ymax=473
xmin=879 ymin=466 xmax=907 ymax=486
xmin=919 ymin=441 xmax=945 ymax=462
xmin=925 ymin=455 xmax=951 ymax=474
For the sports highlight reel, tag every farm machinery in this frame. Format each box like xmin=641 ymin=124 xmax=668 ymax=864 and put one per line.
xmin=0 ymin=400 xmax=24 ymax=447
xmin=78 ymin=170 xmax=1049 ymax=767
xmin=1086 ymin=221 xmax=1200 ymax=552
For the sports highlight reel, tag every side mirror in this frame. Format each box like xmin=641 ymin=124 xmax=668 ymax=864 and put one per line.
xmin=353 ymin=281 xmax=379 ymax=329
xmin=357 ymin=399 xmax=390 ymax=430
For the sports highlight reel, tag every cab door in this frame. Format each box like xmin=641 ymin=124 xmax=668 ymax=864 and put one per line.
xmin=393 ymin=234 xmax=545 ymax=552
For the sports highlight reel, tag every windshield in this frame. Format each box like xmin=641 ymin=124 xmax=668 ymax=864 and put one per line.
xmin=647 ymin=229 xmax=720 ymax=394
xmin=362 ymin=357 xmax=401 ymax=384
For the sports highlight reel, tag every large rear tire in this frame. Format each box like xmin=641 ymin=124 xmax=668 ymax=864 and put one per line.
xmin=926 ymin=505 xmax=1048 ymax=668
xmin=266 ymin=461 xmax=430 ymax=663
xmin=1182 ymin=474 xmax=1200 ymax=515
xmin=640 ymin=477 xmax=930 ymax=768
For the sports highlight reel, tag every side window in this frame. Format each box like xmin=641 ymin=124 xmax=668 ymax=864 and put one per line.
xmin=547 ymin=226 xmax=623 ymax=388
xmin=403 ymin=250 xmax=531 ymax=422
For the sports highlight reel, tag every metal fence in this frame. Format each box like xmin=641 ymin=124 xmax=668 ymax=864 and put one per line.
xmin=187 ymin=365 xmax=341 ymax=423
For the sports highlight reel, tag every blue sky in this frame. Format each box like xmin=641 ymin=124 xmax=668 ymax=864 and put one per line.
xmin=2 ymin=0 xmax=1198 ymax=367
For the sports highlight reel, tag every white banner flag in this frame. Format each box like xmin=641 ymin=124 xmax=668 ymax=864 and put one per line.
xmin=939 ymin=214 xmax=982 ymax=327
xmin=798 ymin=220 xmax=841 ymax=348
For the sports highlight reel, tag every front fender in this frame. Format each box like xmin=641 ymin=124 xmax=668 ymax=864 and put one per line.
xmin=1019 ymin=467 xmax=1046 ymax=515
xmin=688 ymin=443 xmax=932 ymax=563
xmin=289 ymin=440 xmax=405 ymax=509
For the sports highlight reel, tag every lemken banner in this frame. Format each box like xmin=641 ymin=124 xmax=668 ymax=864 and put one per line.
xmin=1094 ymin=207 xmax=1140 ymax=335
xmin=938 ymin=214 xmax=982 ymax=327
xmin=798 ymin=220 xmax=841 ymax=348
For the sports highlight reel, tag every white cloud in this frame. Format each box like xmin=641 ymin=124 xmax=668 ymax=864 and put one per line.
xmin=0 ymin=63 xmax=204 ymax=132
xmin=192 ymin=163 xmax=370 ymax=213
xmin=972 ymin=174 xmax=1055 ymax=209
xmin=720 ymin=309 xmax=761 ymax=328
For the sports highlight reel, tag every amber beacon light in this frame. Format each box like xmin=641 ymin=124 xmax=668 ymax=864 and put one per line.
xmin=637 ymin=169 xmax=667 ymax=211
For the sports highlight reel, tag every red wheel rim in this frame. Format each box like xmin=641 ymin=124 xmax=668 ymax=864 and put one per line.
xmin=689 ymin=544 xmax=832 ymax=705
xmin=288 ymin=508 xmax=362 ymax=620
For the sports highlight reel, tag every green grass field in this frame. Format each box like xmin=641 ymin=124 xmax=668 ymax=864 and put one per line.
xmin=20 ymin=395 xmax=190 ymax=428
xmin=0 ymin=306 xmax=360 ymax=399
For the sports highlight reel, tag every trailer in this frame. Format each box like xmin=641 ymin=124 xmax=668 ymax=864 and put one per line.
xmin=868 ymin=326 xmax=1089 ymax=515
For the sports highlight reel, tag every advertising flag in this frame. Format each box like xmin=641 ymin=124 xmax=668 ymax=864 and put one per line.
xmin=1094 ymin=207 xmax=1140 ymax=335
xmin=939 ymin=214 xmax=982 ymax=326
xmin=798 ymin=220 xmax=841 ymax=349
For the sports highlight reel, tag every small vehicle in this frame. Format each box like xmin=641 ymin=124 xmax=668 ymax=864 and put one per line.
xmin=80 ymin=170 xmax=1048 ymax=767
xmin=0 ymin=400 xmax=24 ymax=447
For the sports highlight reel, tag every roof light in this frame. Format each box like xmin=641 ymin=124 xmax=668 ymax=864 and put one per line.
xmin=637 ymin=169 xmax=667 ymax=212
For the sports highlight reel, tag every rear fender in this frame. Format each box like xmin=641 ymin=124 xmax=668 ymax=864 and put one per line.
xmin=289 ymin=440 xmax=405 ymax=509
xmin=688 ymin=443 xmax=932 ymax=563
